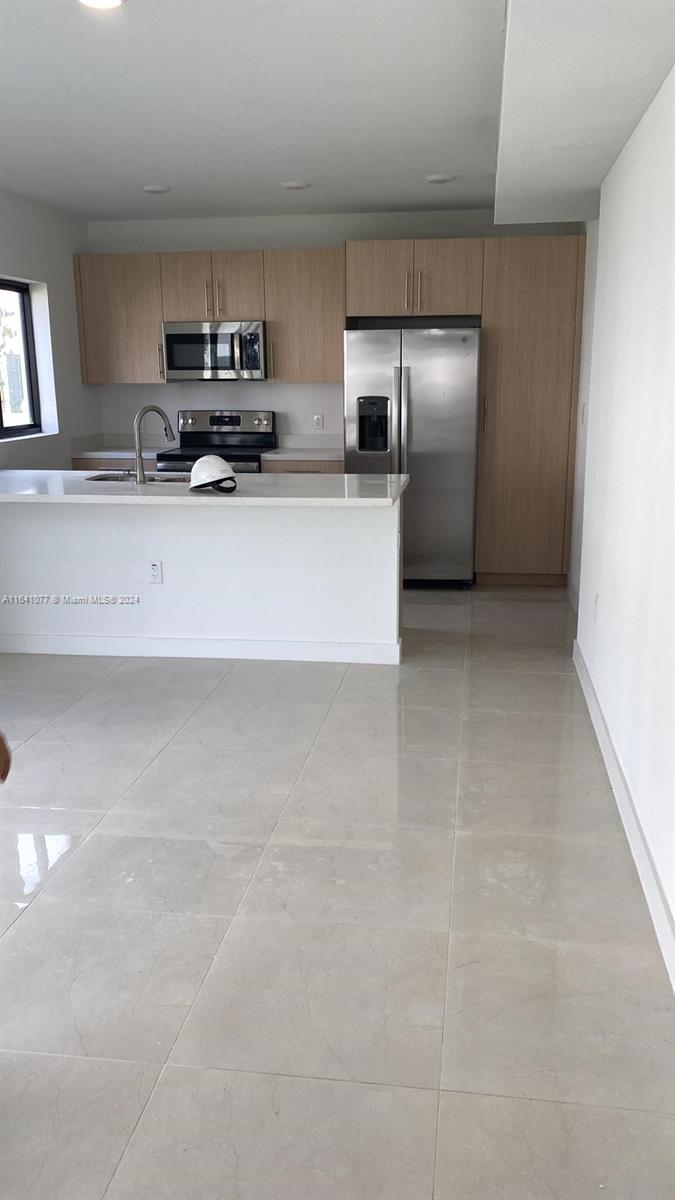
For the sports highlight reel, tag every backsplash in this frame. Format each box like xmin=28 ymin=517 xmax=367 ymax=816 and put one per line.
xmin=95 ymin=381 xmax=343 ymax=448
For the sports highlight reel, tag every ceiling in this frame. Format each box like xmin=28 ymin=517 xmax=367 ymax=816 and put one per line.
xmin=0 ymin=0 xmax=506 ymax=219
xmin=495 ymin=0 xmax=675 ymax=223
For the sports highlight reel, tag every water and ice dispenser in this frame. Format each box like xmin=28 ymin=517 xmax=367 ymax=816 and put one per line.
xmin=358 ymin=396 xmax=389 ymax=452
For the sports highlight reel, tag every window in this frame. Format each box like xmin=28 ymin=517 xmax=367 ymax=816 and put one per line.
xmin=0 ymin=279 xmax=41 ymax=438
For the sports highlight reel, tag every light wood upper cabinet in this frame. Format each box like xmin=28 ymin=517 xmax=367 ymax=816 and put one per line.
xmin=75 ymin=253 xmax=164 ymax=384
xmin=159 ymin=252 xmax=214 ymax=321
xmin=160 ymin=250 xmax=265 ymax=320
xmin=264 ymin=247 xmax=345 ymax=382
xmin=211 ymin=250 xmax=265 ymax=319
xmin=346 ymin=237 xmax=483 ymax=316
xmin=412 ymin=238 xmax=483 ymax=315
xmin=475 ymin=235 xmax=584 ymax=575
xmin=346 ymin=239 xmax=414 ymax=316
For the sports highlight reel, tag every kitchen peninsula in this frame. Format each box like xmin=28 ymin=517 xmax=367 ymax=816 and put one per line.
xmin=0 ymin=471 xmax=407 ymax=664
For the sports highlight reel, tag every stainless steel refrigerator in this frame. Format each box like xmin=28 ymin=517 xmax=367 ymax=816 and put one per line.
xmin=344 ymin=326 xmax=480 ymax=583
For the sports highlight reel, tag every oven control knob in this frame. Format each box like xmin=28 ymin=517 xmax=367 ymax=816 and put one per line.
xmin=254 ymin=417 xmax=262 ymax=425
xmin=185 ymin=418 xmax=196 ymax=426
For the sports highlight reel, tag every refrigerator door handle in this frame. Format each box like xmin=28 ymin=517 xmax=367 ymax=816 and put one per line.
xmin=400 ymin=366 xmax=410 ymax=473
xmin=392 ymin=366 xmax=401 ymax=471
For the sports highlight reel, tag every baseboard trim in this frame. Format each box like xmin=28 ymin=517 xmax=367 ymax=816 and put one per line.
xmin=574 ymin=640 xmax=675 ymax=989
xmin=567 ymin=578 xmax=579 ymax=613
xmin=0 ymin=633 xmax=401 ymax=666
xmin=475 ymin=573 xmax=567 ymax=587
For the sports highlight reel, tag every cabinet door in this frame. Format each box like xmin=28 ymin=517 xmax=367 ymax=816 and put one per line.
xmin=412 ymin=238 xmax=483 ymax=315
xmin=346 ymin=239 xmax=414 ymax=316
xmin=159 ymin=251 xmax=214 ymax=320
xmin=211 ymin=250 xmax=265 ymax=319
xmin=475 ymin=236 xmax=584 ymax=575
xmin=263 ymin=247 xmax=345 ymax=382
xmin=76 ymin=253 xmax=164 ymax=384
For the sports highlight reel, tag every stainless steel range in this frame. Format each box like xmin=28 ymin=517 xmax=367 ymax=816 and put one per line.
xmin=155 ymin=409 xmax=276 ymax=475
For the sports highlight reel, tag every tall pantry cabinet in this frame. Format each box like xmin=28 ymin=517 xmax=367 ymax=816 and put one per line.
xmin=475 ymin=235 xmax=585 ymax=578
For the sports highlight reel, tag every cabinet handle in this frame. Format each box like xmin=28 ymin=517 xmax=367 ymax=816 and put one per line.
xmin=157 ymin=343 xmax=165 ymax=380
xmin=403 ymin=268 xmax=409 ymax=312
xmin=268 ymin=342 xmax=274 ymax=378
xmin=216 ymin=280 xmax=223 ymax=317
xmin=204 ymin=279 xmax=213 ymax=316
xmin=481 ymin=394 xmax=488 ymax=433
xmin=416 ymin=270 xmax=422 ymax=312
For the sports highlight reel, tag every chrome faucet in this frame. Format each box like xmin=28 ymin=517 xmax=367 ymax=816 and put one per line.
xmin=133 ymin=406 xmax=175 ymax=484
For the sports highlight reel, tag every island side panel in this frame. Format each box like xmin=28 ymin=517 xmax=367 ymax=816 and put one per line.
xmin=0 ymin=501 xmax=402 ymax=664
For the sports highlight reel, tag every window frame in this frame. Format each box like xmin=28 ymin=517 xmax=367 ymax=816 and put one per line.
xmin=0 ymin=278 xmax=41 ymax=439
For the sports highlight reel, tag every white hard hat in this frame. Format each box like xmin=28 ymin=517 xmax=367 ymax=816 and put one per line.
xmin=189 ymin=455 xmax=237 ymax=493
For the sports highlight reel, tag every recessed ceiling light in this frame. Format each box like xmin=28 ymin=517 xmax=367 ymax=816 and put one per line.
xmin=281 ymin=181 xmax=311 ymax=191
xmin=79 ymin=0 xmax=126 ymax=9
xmin=141 ymin=184 xmax=170 ymax=194
xmin=424 ymin=174 xmax=456 ymax=184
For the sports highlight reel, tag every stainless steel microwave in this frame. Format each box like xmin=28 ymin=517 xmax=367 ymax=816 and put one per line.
xmin=162 ymin=321 xmax=266 ymax=381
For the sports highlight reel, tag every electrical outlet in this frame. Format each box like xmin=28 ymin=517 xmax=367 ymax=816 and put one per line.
xmin=313 ymin=413 xmax=324 ymax=431
xmin=149 ymin=561 xmax=163 ymax=584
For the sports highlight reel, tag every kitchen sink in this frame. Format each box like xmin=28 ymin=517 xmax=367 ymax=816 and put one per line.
xmin=86 ymin=471 xmax=191 ymax=483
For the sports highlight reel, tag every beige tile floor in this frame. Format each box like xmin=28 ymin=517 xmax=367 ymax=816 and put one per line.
xmin=0 ymin=590 xmax=673 ymax=1200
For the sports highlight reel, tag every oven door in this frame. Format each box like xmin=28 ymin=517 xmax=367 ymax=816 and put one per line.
xmin=163 ymin=322 xmax=266 ymax=381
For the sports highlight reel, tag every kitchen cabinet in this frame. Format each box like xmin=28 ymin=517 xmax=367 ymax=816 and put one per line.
xmin=475 ymin=235 xmax=585 ymax=577
xmin=346 ymin=239 xmax=414 ymax=316
xmin=261 ymin=457 xmax=344 ymax=474
xmin=75 ymin=253 xmax=164 ymax=384
xmin=159 ymin=252 xmax=214 ymax=320
xmin=346 ymin=237 xmax=483 ymax=316
xmin=263 ymin=247 xmax=345 ymax=382
xmin=211 ymin=250 xmax=265 ymax=318
xmin=412 ymin=238 xmax=483 ymax=315
xmin=160 ymin=250 xmax=265 ymax=320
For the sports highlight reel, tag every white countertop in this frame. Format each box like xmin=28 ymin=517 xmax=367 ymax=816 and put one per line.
xmin=0 ymin=470 xmax=408 ymax=507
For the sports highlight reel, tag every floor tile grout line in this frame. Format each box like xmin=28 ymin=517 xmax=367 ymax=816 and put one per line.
xmin=1 ymin=1045 xmax=672 ymax=1121
xmin=20 ymin=657 xmax=239 ymax=772
xmin=100 ymin=659 xmax=240 ymax=817
xmin=0 ymin=806 xmax=113 ymax=938
xmin=101 ymin=662 xmax=349 ymax=1199
xmin=431 ymin=643 xmax=464 ymax=1200
xmin=0 ymin=659 xmax=241 ymax=939
xmin=4 ymin=896 xmax=453 ymax=934
xmin=436 ymin=1085 xmax=675 ymax=1118
xmin=0 ymin=658 xmax=147 ymax=939
xmin=0 ymin=663 xmax=127 ymax=752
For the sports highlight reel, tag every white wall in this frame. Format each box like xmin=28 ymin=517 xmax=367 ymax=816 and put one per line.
xmin=88 ymin=208 xmax=582 ymax=253
xmin=568 ymin=219 xmax=599 ymax=609
xmin=575 ymin=67 xmax=675 ymax=978
xmin=99 ymin=381 xmax=343 ymax=450
xmin=0 ymin=188 xmax=97 ymax=469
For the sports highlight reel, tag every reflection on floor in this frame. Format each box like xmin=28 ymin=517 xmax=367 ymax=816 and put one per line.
xmin=0 ymin=589 xmax=673 ymax=1199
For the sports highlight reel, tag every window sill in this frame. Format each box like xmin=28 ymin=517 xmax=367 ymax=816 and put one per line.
xmin=0 ymin=429 xmax=58 ymax=444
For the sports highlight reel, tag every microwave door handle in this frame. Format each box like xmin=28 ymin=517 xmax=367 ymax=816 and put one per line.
xmin=233 ymin=333 xmax=242 ymax=372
